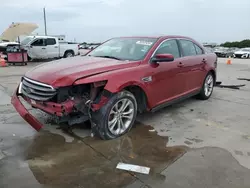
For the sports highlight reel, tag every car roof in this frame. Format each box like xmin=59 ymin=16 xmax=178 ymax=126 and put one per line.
xmin=26 ymin=35 xmax=56 ymax=39
xmin=115 ymin=35 xmax=191 ymax=38
xmin=112 ymin=35 xmax=196 ymax=41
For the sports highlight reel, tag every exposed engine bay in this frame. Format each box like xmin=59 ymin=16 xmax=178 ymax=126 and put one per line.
xmin=20 ymin=77 xmax=111 ymax=127
xmin=52 ymin=82 xmax=110 ymax=126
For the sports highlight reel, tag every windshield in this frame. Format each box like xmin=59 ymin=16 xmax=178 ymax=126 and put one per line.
xmin=242 ymin=48 xmax=250 ymax=52
xmin=88 ymin=37 xmax=158 ymax=61
xmin=20 ymin=37 xmax=34 ymax=45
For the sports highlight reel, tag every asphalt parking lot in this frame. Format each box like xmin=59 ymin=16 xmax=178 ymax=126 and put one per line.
xmin=0 ymin=57 xmax=250 ymax=188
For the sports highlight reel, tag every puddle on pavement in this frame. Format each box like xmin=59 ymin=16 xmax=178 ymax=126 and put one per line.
xmin=25 ymin=122 xmax=188 ymax=188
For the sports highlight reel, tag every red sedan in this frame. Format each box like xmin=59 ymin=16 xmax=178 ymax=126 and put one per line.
xmin=12 ymin=35 xmax=217 ymax=140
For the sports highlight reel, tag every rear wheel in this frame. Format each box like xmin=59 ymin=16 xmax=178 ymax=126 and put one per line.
xmin=92 ymin=90 xmax=137 ymax=140
xmin=197 ymin=72 xmax=214 ymax=100
xmin=64 ymin=51 xmax=74 ymax=58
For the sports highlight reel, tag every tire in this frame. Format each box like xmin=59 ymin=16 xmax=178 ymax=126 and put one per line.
xmin=92 ymin=90 xmax=137 ymax=140
xmin=27 ymin=55 xmax=32 ymax=61
xmin=64 ymin=51 xmax=74 ymax=58
xmin=197 ymin=72 xmax=214 ymax=100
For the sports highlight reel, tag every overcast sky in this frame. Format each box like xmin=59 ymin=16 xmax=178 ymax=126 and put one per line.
xmin=1 ymin=0 xmax=250 ymax=43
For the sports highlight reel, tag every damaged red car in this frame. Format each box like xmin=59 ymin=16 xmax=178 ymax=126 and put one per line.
xmin=11 ymin=36 xmax=217 ymax=140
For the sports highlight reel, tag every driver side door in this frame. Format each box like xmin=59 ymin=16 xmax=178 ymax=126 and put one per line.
xmin=149 ymin=39 xmax=186 ymax=107
xmin=29 ymin=38 xmax=47 ymax=59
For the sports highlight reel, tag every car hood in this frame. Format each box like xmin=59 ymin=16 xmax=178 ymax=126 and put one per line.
xmin=234 ymin=50 xmax=250 ymax=54
xmin=25 ymin=56 xmax=139 ymax=87
xmin=0 ymin=42 xmax=19 ymax=47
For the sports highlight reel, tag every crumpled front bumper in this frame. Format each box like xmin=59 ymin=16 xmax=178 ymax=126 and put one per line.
xmin=11 ymin=85 xmax=75 ymax=131
xmin=11 ymin=83 xmax=110 ymax=131
xmin=11 ymin=88 xmax=43 ymax=131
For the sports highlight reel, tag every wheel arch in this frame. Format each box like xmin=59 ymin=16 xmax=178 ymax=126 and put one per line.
xmin=208 ymin=69 xmax=216 ymax=84
xmin=121 ymin=85 xmax=149 ymax=113
xmin=64 ymin=49 xmax=75 ymax=57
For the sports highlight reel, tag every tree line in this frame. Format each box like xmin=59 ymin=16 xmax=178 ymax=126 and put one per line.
xmin=221 ymin=39 xmax=250 ymax=48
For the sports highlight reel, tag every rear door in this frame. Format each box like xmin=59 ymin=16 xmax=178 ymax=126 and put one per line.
xmin=178 ymin=39 xmax=206 ymax=94
xmin=29 ymin=38 xmax=47 ymax=59
xmin=45 ymin=38 xmax=59 ymax=58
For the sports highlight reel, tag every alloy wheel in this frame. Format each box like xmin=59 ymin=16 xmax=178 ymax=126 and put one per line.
xmin=204 ymin=74 xmax=214 ymax=97
xmin=66 ymin=53 xmax=73 ymax=57
xmin=108 ymin=98 xmax=135 ymax=135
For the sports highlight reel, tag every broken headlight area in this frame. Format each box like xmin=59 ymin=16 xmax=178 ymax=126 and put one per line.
xmin=47 ymin=81 xmax=110 ymax=126
xmin=52 ymin=81 xmax=107 ymax=102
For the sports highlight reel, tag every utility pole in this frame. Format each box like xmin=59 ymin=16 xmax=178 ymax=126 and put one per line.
xmin=43 ymin=7 xmax=47 ymax=36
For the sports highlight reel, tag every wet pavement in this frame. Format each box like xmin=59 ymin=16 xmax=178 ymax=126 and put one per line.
xmin=0 ymin=58 xmax=250 ymax=188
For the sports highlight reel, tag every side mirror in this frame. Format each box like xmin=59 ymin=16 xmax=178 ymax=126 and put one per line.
xmin=151 ymin=54 xmax=174 ymax=63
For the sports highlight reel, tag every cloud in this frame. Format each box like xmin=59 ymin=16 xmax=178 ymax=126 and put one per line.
xmin=0 ymin=0 xmax=250 ymax=43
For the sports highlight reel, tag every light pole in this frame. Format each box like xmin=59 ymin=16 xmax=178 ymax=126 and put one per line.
xmin=43 ymin=7 xmax=47 ymax=36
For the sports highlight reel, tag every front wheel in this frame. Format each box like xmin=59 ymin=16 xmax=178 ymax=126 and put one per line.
xmin=92 ymin=90 xmax=137 ymax=140
xmin=197 ymin=72 xmax=214 ymax=100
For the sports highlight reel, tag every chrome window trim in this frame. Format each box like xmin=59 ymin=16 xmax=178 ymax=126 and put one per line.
xmin=150 ymin=38 xmax=181 ymax=59
xmin=23 ymin=77 xmax=55 ymax=91
xmin=18 ymin=82 xmax=23 ymax=94
xmin=177 ymin=38 xmax=205 ymax=56
xmin=150 ymin=37 xmax=205 ymax=60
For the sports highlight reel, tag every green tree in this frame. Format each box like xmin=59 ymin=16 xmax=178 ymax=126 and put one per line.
xmin=221 ymin=39 xmax=250 ymax=48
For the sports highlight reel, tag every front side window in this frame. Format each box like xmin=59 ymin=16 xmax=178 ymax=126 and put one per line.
xmin=31 ymin=39 xmax=45 ymax=46
xmin=155 ymin=39 xmax=180 ymax=58
xmin=179 ymin=40 xmax=197 ymax=56
xmin=88 ymin=37 xmax=158 ymax=61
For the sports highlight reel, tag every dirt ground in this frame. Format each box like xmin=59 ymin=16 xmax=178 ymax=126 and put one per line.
xmin=0 ymin=57 xmax=250 ymax=188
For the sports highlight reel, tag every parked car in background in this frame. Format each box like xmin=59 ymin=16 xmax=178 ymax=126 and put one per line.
xmin=79 ymin=43 xmax=90 ymax=49
xmin=12 ymin=35 xmax=217 ymax=140
xmin=233 ymin=48 xmax=250 ymax=58
xmin=214 ymin=47 xmax=235 ymax=58
xmin=21 ymin=36 xmax=80 ymax=60
xmin=204 ymin=46 xmax=214 ymax=54
xmin=88 ymin=44 xmax=99 ymax=50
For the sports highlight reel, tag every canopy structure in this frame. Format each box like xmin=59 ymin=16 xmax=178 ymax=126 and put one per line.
xmin=0 ymin=22 xmax=38 ymax=42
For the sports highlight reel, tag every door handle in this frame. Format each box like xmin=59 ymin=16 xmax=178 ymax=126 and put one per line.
xmin=202 ymin=58 xmax=207 ymax=63
xmin=42 ymin=48 xmax=46 ymax=50
xmin=177 ymin=62 xmax=184 ymax=67
xmin=54 ymin=46 xmax=58 ymax=48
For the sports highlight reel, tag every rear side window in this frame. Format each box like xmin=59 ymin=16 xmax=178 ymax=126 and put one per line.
xmin=179 ymin=40 xmax=197 ymax=56
xmin=46 ymin=38 xmax=56 ymax=45
xmin=194 ymin=44 xmax=203 ymax=55
xmin=155 ymin=39 xmax=180 ymax=58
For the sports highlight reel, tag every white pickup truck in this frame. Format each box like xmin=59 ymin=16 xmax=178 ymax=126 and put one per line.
xmin=20 ymin=36 xmax=80 ymax=60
